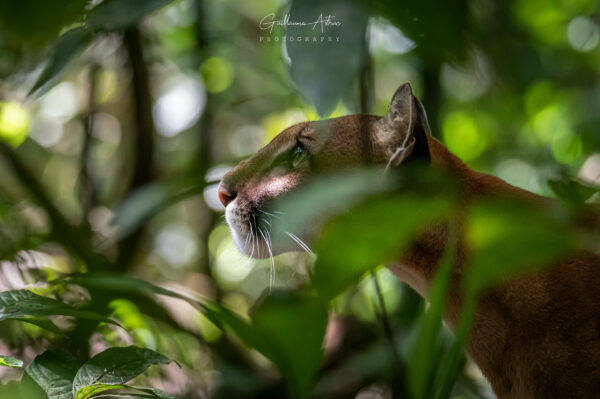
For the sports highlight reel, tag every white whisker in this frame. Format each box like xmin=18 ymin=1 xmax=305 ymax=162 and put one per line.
xmin=259 ymin=227 xmax=275 ymax=293
xmin=286 ymin=232 xmax=313 ymax=255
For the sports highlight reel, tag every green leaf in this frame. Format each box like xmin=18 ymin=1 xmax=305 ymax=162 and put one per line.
xmin=111 ymin=178 xmax=201 ymax=239
xmin=28 ymin=27 xmax=93 ymax=97
xmin=128 ymin=386 xmax=177 ymax=399
xmin=374 ymin=0 xmax=469 ymax=64
xmin=286 ymin=0 xmax=368 ymax=116
xmin=547 ymin=178 xmax=598 ymax=204
xmin=71 ymin=384 xmax=176 ymax=399
xmin=0 ymin=289 xmax=119 ymax=326
xmin=465 ymin=200 xmax=578 ymax=294
xmin=432 ymin=200 xmax=579 ymax=399
xmin=72 ymin=346 xmax=172 ymax=399
xmin=12 ymin=317 xmax=63 ymax=335
xmin=408 ymin=222 xmax=458 ymax=399
xmin=313 ymin=194 xmax=451 ymax=301
xmin=65 ymin=274 xmax=192 ymax=303
xmin=25 ymin=350 xmax=80 ymax=399
xmin=74 ymin=384 xmax=129 ymax=398
xmin=203 ymin=292 xmax=328 ymax=399
xmin=272 ymin=169 xmax=394 ymax=240
xmin=0 ymin=0 xmax=87 ymax=46
xmin=87 ymin=0 xmax=175 ymax=31
xmin=0 ymin=355 xmax=23 ymax=368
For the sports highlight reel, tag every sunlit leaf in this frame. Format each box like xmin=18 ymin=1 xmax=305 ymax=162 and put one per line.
xmin=203 ymin=292 xmax=328 ymax=399
xmin=28 ymin=27 xmax=93 ymax=97
xmin=72 ymin=346 xmax=172 ymax=399
xmin=313 ymin=194 xmax=451 ymax=301
xmin=12 ymin=317 xmax=63 ymax=335
xmin=87 ymin=0 xmax=175 ymax=31
xmin=25 ymin=350 xmax=79 ymax=399
xmin=0 ymin=289 xmax=119 ymax=326
xmin=0 ymin=355 xmax=23 ymax=368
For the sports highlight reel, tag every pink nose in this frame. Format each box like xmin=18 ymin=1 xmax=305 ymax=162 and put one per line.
xmin=218 ymin=184 xmax=237 ymax=207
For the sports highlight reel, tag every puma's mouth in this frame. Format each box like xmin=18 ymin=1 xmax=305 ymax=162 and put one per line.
xmin=224 ymin=200 xmax=313 ymax=259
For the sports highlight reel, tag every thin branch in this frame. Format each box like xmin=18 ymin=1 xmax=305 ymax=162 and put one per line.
xmin=116 ymin=26 xmax=156 ymax=270
xmin=80 ymin=63 xmax=99 ymax=226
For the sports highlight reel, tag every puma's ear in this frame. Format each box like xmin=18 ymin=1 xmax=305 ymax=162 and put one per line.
xmin=377 ymin=83 xmax=431 ymax=167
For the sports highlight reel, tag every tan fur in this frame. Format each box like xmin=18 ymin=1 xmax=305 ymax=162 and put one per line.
xmin=219 ymin=84 xmax=600 ymax=398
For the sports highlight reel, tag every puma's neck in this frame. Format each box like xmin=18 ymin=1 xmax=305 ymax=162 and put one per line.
xmin=391 ymin=136 xmax=549 ymax=297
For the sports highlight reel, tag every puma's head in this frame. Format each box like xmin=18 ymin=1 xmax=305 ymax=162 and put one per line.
xmin=218 ymin=83 xmax=432 ymax=258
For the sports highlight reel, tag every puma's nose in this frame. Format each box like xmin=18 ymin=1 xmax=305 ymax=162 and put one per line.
xmin=218 ymin=184 xmax=237 ymax=207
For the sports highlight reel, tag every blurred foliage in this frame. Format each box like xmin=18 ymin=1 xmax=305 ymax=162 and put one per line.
xmin=0 ymin=0 xmax=599 ymax=398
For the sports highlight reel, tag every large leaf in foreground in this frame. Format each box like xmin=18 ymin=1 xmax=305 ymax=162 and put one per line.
xmin=432 ymin=200 xmax=580 ymax=399
xmin=72 ymin=346 xmax=172 ymax=399
xmin=313 ymin=195 xmax=451 ymax=301
xmin=465 ymin=200 xmax=579 ymax=294
xmin=25 ymin=350 xmax=79 ymax=399
xmin=203 ymin=292 xmax=328 ymax=399
xmin=0 ymin=290 xmax=118 ymax=326
xmin=408 ymin=222 xmax=458 ymax=399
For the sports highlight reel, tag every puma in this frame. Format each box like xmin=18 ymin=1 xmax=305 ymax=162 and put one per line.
xmin=218 ymin=83 xmax=600 ymax=398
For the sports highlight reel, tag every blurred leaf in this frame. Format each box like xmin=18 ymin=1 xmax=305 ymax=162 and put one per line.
xmin=272 ymin=169 xmax=394 ymax=239
xmin=203 ymin=292 xmax=328 ymax=399
xmin=465 ymin=200 xmax=579 ymax=293
xmin=433 ymin=200 xmax=579 ymax=399
xmin=66 ymin=274 xmax=192 ymax=303
xmin=12 ymin=317 xmax=63 ymax=335
xmin=72 ymin=346 xmax=172 ymax=399
xmin=0 ymin=355 xmax=23 ymax=368
xmin=112 ymin=178 xmax=201 ymax=239
xmin=313 ymin=194 xmax=451 ymax=301
xmin=0 ymin=101 xmax=30 ymax=147
xmin=25 ymin=350 xmax=79 ymax=399
xmin=548 ymin=178 xmax=598 ymax=204
xmin=286 ymin=0 xmax=368 ymax=115
xmin=87 ymin=0 xmax=175 ymax=31
xmin=28 ymin=27 xmax=93 ymax=97
xmin=408 ymin=222 xmax=458 ymax=399
xmin=0 ymin=290 xmax=119 ymax=326
xmin=374 ymin=0 xmax=469 ymax=63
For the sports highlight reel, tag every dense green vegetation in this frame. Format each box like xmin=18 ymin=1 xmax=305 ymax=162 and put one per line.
xmin=0 ymin=0 xmax=599 ymax=398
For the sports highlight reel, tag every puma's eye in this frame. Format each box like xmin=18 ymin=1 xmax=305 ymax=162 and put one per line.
xmin=291 ymin=144 xmax=307 ymax=168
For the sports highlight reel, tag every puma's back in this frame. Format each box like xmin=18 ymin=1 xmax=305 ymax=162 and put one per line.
xmin=218 ymin=83 xmax=600 ymax=398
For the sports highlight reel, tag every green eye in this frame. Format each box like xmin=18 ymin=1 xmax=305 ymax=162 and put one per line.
xmin=291 ymin=144 xmax=307 ymax=168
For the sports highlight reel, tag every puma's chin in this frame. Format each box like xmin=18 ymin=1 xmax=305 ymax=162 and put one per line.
xmin=225 ymin=201 xmax=308 ymax=259
xmin=224 ymin=202 xmax=283 ymax=259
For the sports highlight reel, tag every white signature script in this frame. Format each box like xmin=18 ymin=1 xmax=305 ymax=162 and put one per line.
xmin=259 ymin=13 xmax=342 ymax=34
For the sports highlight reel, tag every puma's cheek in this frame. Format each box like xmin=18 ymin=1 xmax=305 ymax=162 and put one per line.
xmin=254 ymin=174 xmax=301 ymax=201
